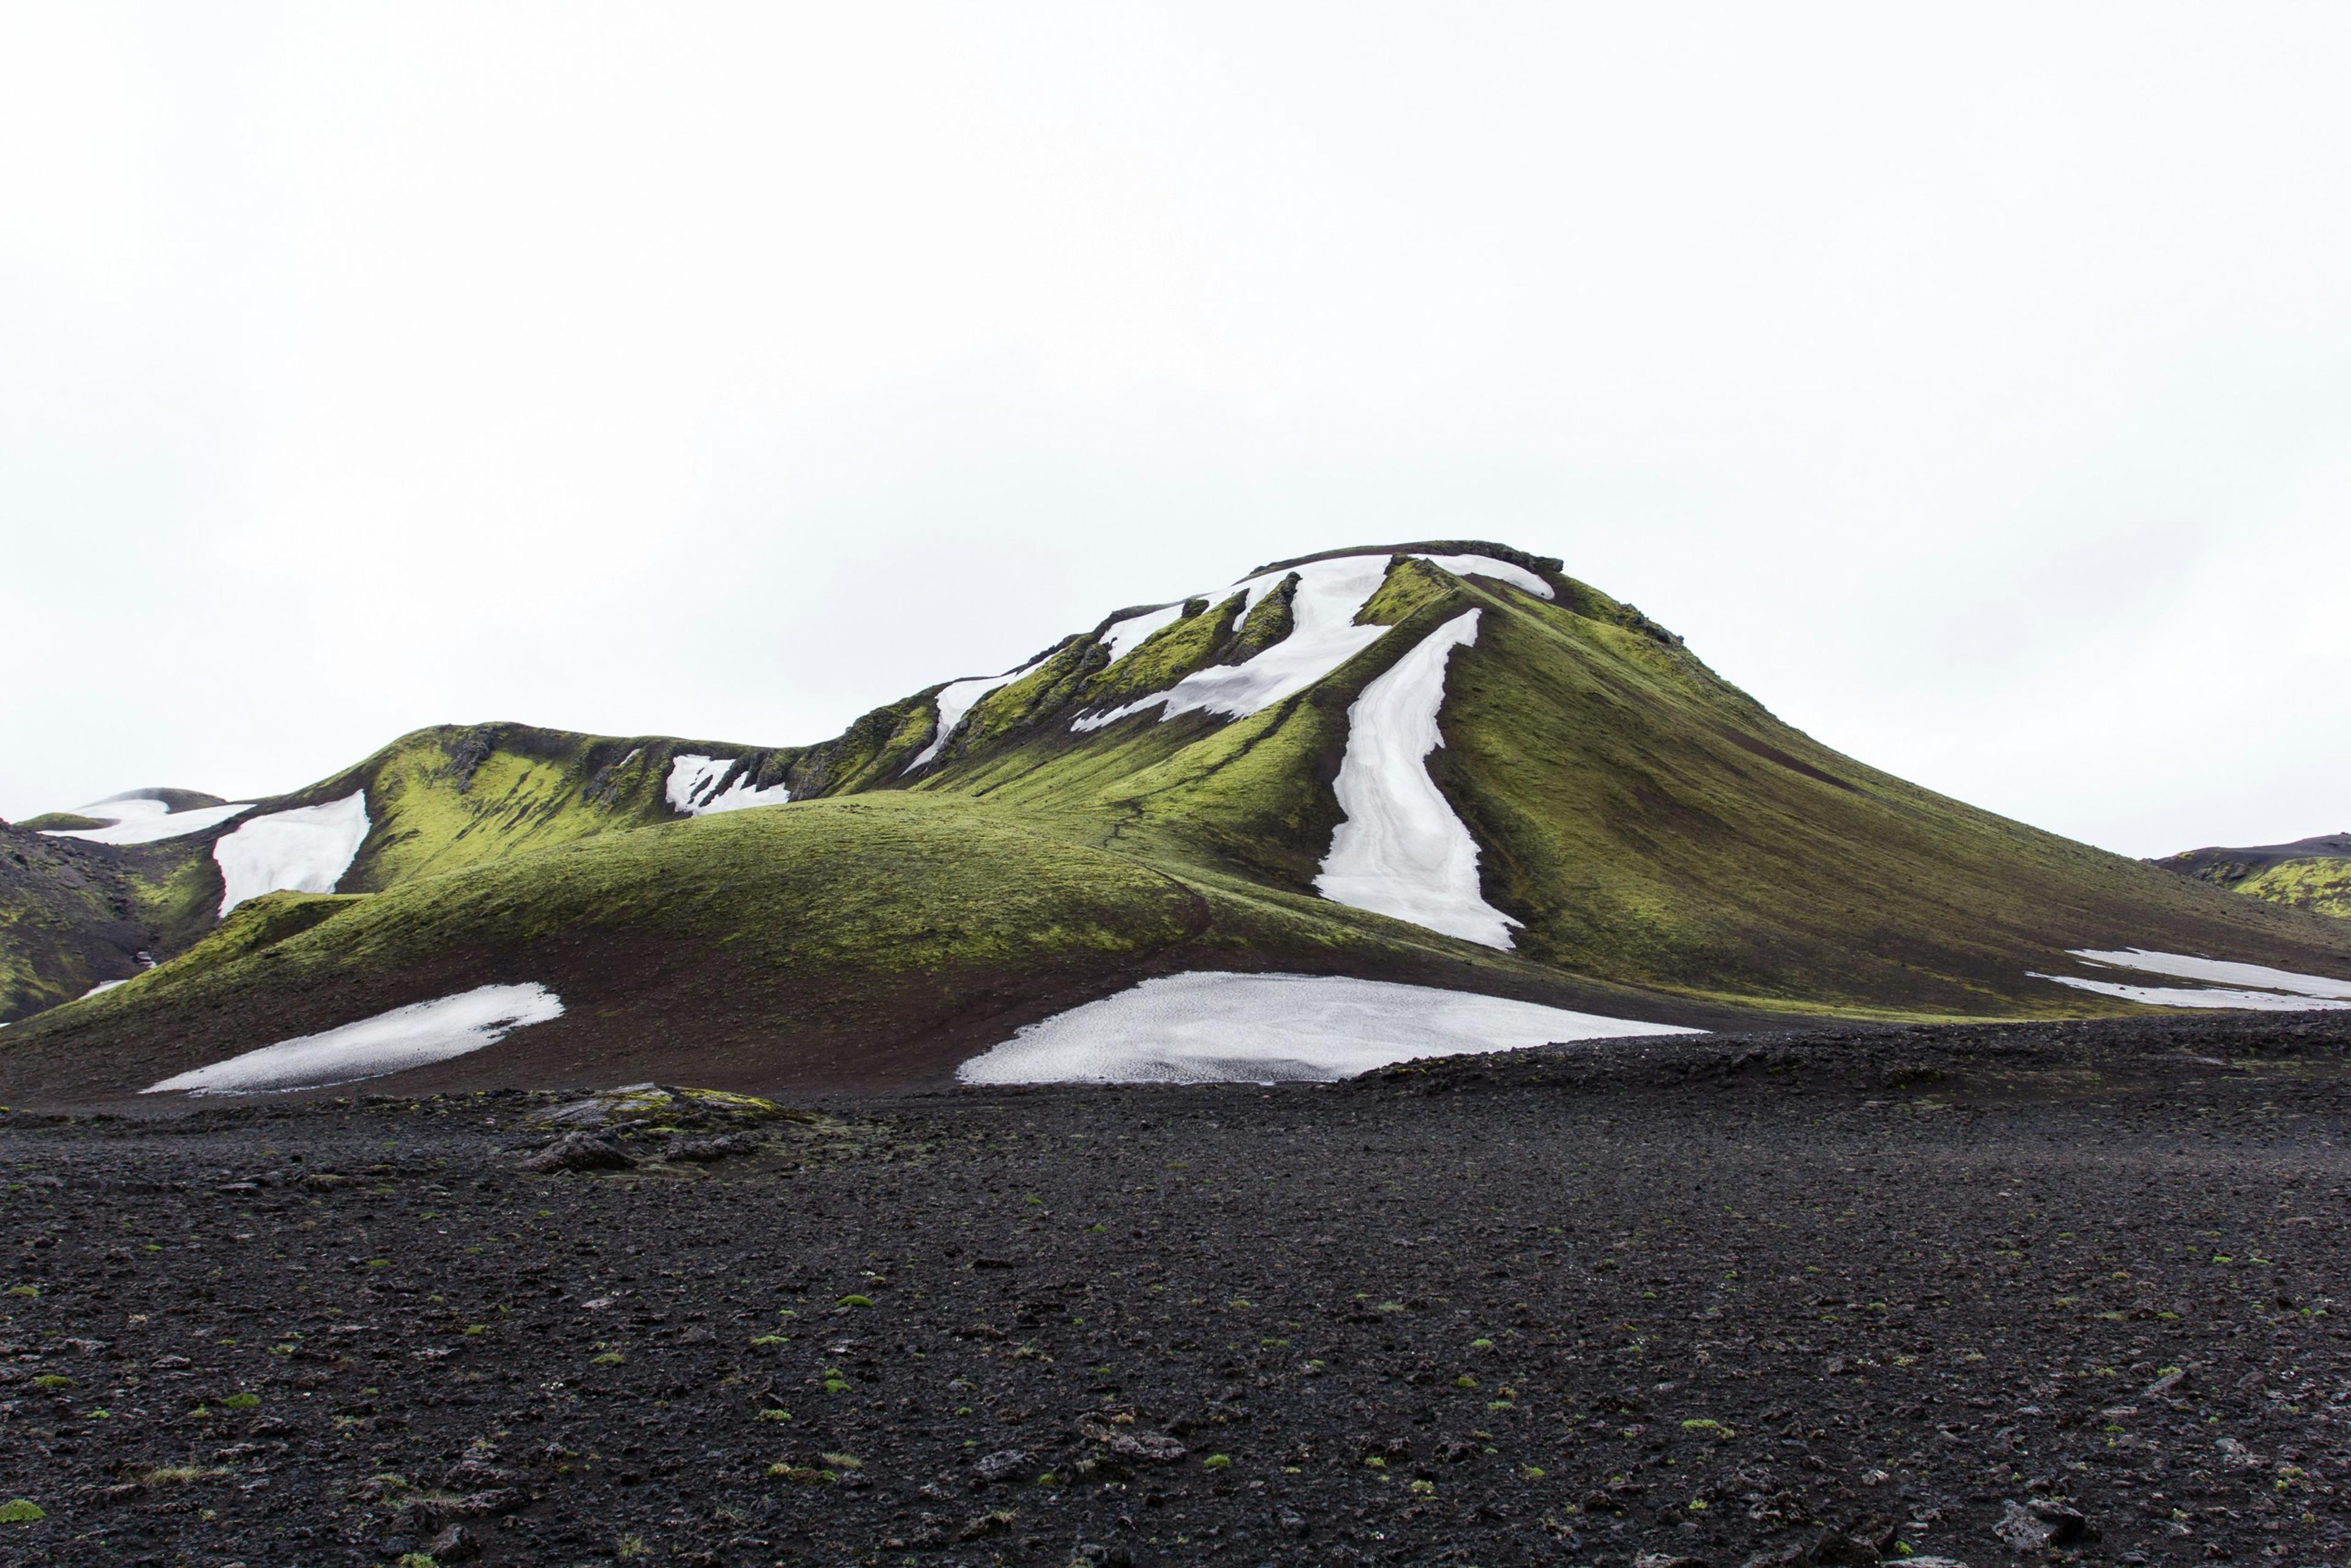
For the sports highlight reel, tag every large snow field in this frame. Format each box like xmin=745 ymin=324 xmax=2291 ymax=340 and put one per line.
xmin=956 ymin=970 xmax=1697 ymax=1085
xmin=1072 ymin=552 xmax=1550 ymax=733
xmin=142 ymin=982 xmax=566 ymax=1095
xmin=213 ymin=791 xmax=371 ymax=915
xmin=43 ymin=792 xmax=254 ymax=845
xmin=2034 ymin=947 xmax=2351 ymax=1011
xmin=666 ymin=754 xmax=791 ymax=817
xmin=1314 ymin=610 xmax=1518 ymax=948
xmin=905 ymin=650 xmax=1059 ymax=771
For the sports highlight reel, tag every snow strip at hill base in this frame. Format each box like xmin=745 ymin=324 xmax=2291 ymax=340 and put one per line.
xmin=956 ymin=971 xmax=1696 ymax=1085
xmin=2071 ymin=948 xmax=2351 ymax=999
xmin=1315 ymin=609 xmax=1518 ymax=948
xmin=905 ymin=650 xmax=1058 ymax=772
xmin=666 ymin=754 xmax=790 ymax=817
xmin=143 ymin=982 xmax=566 ymax=1095
xmin=45 ymin=796 xmax=254 ymax=845
xmin=1072 ymin=552 xmax=1551 ymax=733
xmin=213 ymin=792 xmax=370 ymax=915
xmin=2034 ymin=947 xmax=2351 ymax=1011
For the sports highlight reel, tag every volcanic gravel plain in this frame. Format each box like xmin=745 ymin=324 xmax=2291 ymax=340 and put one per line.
xmin=2 ymin=1012 xmax=2349 ymax=1568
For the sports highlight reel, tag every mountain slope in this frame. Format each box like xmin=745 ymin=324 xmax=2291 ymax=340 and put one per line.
xmin=9 ymin=793 xmax=1723 ymax=1103
xmin=0 ymin=815 xmax=225 ymax=1021
xmin=5 ymin=541 xmax=2349 ymax=1101
xmin=2158 ymin=833 xmax=2351 ymax=919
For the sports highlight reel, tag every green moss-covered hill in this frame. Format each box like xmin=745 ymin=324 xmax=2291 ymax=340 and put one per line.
xmin=6 ymin=541 xmax=2348 ymax=1101
xmin=2158 ymin=834 xmax=2351 ymax=920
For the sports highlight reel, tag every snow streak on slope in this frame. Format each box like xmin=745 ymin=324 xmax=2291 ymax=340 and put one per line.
xmin=957 ymin=970 xmax=1695 ymax=1085
xmin=213 ymin=792 xmax=370 ymax=915
xmin=666 ymin=755 xmax=790 ymax=817
xmin=43 ymin=794 xmax=253 ymax=845
xmin=1098 ymin=602 xmax=1190 ymax=665
xmin=1412 ymin=554 xmax=1556 ymax=601
xmin=1072 ymin=552 xmax=1551 ymax=733
xmin=905 ymin=651 xmax=1057 ymax=772
xmin=143 ymin=982 xmax=565 ymax=1095
xmin=1314 ymin=609 xmax=1518 ymax=948
xmin=2033 ymin=948 xmax=2351 ymax=1011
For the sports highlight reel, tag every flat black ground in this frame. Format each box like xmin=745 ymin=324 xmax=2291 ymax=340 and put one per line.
xmin=2 ymin=1012 xmax=2349 ymax=1568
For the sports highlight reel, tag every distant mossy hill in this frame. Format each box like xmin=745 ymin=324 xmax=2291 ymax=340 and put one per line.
xmin=6 ymin=541 xmax=2349 ymax=1099
xmin=2158 ymin=834 xmax=2351 ymax=920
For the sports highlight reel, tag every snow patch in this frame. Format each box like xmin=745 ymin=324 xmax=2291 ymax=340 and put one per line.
xmin=1071 ymin=552 xmax=1551 ymax=733
xmin=1412 ymin=553 xmax=1556 ymax=601
xmin=905 ymin=650 xmax=1058 ymax=772
xmin=2033 ymin=947 xmax=2351 ymax=1011
xmin=44 ymin=793 xmax=254 ymax=845
xmin=1314 ymin=609 xmax=1517 ymax=948
xmin=1098 ymin=602 xmax=1191 ymax=666
xmin=957 ymin=970 xmax=1697 ymax=1085
xmin=666 ymin=754 xmax=790 ymax=817
xmin=2033 ymin=975 xmax=2348 ymax=1012
xmin=143 ymin=982 xmax=566 ymax=1095
xmin=2068 ymin=948 xmax=2351 ymax=1000
xmin=213 ymin=792 xmax=370 ymax=916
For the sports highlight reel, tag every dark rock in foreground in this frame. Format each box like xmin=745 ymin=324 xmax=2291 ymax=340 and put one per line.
xmin=0 ymin=1010 xmax=2346 ymax=1564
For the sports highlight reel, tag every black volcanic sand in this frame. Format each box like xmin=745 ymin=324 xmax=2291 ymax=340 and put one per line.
xmin=3 ymin=1013 xmax=2349 ymax=1568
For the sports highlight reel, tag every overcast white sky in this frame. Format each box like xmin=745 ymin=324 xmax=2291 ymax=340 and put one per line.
xmin=4 ymin=3 xmax=2347 ymax=857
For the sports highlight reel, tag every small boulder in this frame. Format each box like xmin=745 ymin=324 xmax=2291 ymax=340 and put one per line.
xmin=1993 ymin=1497 xmax=2096 ymax=1553
xmin=972 ymin=1449 xmax=1031 ymax=1483
xmin=521 ymin=1132 xmax=635 ymax=1174
xmin=958 ymin=1509 xmax=1016 ymax=1540
xmin=1077 ymin=1417 xmax=1185 ymax=1463
xmin=2025 ymin=1499 xmax=2095 ymax=1545
xmin=428 ymin=1523 xmax=484 ymax=1562
xmin=1808 ymin=1531 xmax=1880 ymax=1566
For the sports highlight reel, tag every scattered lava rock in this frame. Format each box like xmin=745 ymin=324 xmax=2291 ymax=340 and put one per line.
xmin=0 ymin=1010 xmax=2344 ymax=1564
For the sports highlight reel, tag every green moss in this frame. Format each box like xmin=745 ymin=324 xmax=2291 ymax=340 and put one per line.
xmin=947 ymin=639 xmax=1090 ymax=757
xmin=1428 ymin=590 xmax=2343 ymax=1016
xmin=1356 ymin=555 xmax=1458 ymax=625
xmin=789 ymin=699 xmax=936 ymax=797
xmin=2230 ymin=858 xmax=2351 ymax=918
xmin=15 ymin=814 xmax=105 ymax=833
xmin=348 ymin=727 xmax=673 ymax=890
xmin=144 ymin=893 xmax=366 ymax=981
xmin=1228 ymin=576 xmax=1298 ymax=662
xmin=1082 ymin=595 xmax=1246 ymax=707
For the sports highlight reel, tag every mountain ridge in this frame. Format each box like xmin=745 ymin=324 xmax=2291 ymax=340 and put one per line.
xmin=2158 ymin=832 xmax=2351 ymax=920
xmin=6 ymin=541 xmax=2348 ymax=1101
